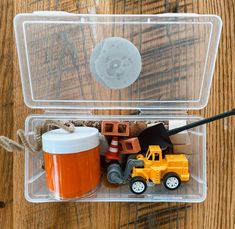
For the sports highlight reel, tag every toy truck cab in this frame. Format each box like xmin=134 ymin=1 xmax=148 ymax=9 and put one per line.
xmin=130 ymin=145 xmax=189 ymax=194
xmin=136 ymin=145 xmax=163 ymax=163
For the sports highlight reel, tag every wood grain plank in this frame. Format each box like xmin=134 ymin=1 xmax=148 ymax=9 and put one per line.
xmin=0 ymin=0 xmax=14 ymax=229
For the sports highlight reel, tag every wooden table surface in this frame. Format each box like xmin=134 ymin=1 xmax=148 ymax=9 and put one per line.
xmin=0 ymin=0 xmax=234 ymax=228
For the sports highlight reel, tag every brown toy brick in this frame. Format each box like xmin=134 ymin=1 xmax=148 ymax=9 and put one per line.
xmin=101 ymin=121 xmax=129 ymax=136
xmin=119 ymin=137 xmax=141 ymax=154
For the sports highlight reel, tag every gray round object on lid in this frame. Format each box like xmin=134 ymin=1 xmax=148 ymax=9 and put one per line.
xmin=90 ymin=37 xmax=142 ymax=89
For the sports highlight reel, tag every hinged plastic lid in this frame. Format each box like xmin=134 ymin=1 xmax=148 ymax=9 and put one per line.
xmin=14 ymin=13 xmax=222 ymax=110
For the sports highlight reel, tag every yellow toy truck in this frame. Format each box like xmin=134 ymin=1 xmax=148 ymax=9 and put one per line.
xmin=129 ymin=145 xmax=189 ymax=194
xmin=107 ymin=145 xmax=189 ymax=194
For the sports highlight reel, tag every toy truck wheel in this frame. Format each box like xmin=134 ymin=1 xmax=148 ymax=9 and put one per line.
xmin=163 ymin=173 xmax=181 ymax=190
xmin=129 ymin=177 xmax=147 ymax=194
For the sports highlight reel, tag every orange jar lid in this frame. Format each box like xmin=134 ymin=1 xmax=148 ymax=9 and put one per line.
xmin=42 ymin=127 xmax=99 ymax=154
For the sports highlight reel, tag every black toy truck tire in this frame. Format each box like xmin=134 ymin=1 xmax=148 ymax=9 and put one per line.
xmin=129 ymin=176 xmax=147 ymax=194
xmin=163 ymin=173 xmax=181 ymax=190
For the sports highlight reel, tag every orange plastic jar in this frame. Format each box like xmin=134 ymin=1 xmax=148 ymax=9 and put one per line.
xmin=42 ymin=127 xmax=100 ymax=199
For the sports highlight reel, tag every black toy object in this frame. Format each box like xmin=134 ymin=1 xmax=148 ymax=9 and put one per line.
xmin=138 ymin=108 xmax=235 ymax=151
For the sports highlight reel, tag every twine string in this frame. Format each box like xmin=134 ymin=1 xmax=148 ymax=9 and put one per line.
xmin=0 ymin=120 xmax=75 ymax=154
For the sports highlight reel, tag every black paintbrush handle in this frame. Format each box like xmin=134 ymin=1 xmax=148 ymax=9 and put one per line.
xmin=168 ymin=108 xmax=235 ymax=136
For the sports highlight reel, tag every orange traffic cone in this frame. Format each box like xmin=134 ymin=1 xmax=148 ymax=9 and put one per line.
xmin=105 ymin=136 xmax=120 ymax=161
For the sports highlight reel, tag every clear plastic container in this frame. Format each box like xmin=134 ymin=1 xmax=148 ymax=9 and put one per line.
xmin=14 ymin=12 xmax=222 ymax=202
